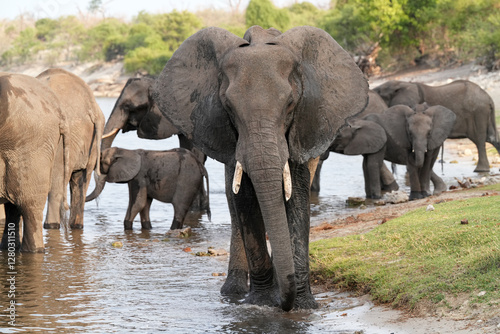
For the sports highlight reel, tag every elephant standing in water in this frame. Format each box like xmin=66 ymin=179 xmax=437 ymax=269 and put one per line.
xmin=0 ymin=73 xmax=69 ymax=252
xmin=148 ymin=26 xmax=368 ymax=310
xmin=333 ymin=104 xmax=456 ymax=199
xmin=86 ymin=147 xmax=210 ymax=230
xmin=87 ymin=76 xmax=208 ymax=212
xmin=37 ymin=68 xmax=105 ymax=229
xmin=373 ymin=80 xmax=499 ymax=172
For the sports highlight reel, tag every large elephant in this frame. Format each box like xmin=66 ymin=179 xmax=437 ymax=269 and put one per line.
xmin=0 ymin=72 xmax=69 ymax=252
xmin=37 ymin=68 xmax=105 ymax=229
xmin=149 ymin=26 xmax=368 ymax=311
xmin=87 ymin=147 xmax=210 ymax=230
xmin=373 ymin=80 xmax=499 ymax=172
xmin=87 ymin=77 xmax=208 ymax=211
xmin=341 ymin=104 xmax=456 ymax=200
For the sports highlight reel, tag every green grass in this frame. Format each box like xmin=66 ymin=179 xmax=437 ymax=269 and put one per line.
xmin=310 ymin=184 xmax=500 ymax=310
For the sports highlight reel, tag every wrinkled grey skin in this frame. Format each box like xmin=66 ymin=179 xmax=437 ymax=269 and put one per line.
xmin=149 ymin=26 xmax=368 ymax=311
xmin=374 ymin=80 xmax=499 ymax=172
xmin=86 ymin=77 xmax=208 ymax=211
xmin=360 ymin=104 xmax=456 ymax=200
xmin=37 ymin=68 xmax=105 ymax=230
xmin=87 ymin=147 xmax=210 ymax=230
xmin=0 ymin=73 xmax=69 ymax=253
xmin=331 ymin=119 xmax=388 ymax=198
xmin=312 ymin=90 xmax=397 ymax=194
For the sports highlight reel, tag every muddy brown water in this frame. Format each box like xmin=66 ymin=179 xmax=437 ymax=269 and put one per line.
xmin=0 ymin=98 xmax=483 ymax=333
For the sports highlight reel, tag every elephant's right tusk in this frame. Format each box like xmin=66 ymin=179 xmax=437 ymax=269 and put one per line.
xmin=283 ymin=161 xmax=292 ymax=201
xmin=232 ymin=161 xmax=243 ymax=194
xmin=102 ymin=127 xmax=120 ymax=139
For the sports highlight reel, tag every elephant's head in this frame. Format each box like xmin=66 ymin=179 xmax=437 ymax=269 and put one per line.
xmin=367 ymin=104 xmax=456 ymax=167
xmin=373 ymin=80 xmax=421 ymax=108
xmin=151 ymin=26 xmax=368 ymax=310
xmin=99 ymin=147 xmax=141 ymax=183
xmin=101 ymin=76 xmax=179 ymax=150
xmin=331 ymin=119 xmax=387 ymax=155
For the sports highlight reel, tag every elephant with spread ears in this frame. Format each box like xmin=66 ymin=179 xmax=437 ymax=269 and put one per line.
xmin=0 ymin=72 xmax=70 ymax=252
xmin=37 ymin=68 xmax=105 ymax=230
xmin=373 ymin=80 xmax=499 ymax=172
xmin=86 ymin=76 xmax=208 ymax=211
xmin=334 ymin=103 xmax=456 ymax=200
xmin=148 ymin=25 xmax=368 ymax=311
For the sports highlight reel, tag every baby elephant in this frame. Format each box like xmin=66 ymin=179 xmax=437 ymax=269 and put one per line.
xmin=97 ymin=147 xmax=210 ymax=230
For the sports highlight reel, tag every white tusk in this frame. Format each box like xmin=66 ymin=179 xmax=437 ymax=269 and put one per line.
xmin=283 ymin=161 xmax=292 ymax=201
xmin=102 ymin=128 xmax=120 ymax=139
xmin=232 ymin=161 xmax=243 ymax=194
xmin=307 ymin=156 xmax=320 ymax=187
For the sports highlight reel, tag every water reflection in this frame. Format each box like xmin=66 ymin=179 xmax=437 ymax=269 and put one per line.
xmin=0 ymin=97 xmax=482 ymax=333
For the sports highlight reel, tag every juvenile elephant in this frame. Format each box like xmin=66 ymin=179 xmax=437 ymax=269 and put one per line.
xmin=37 ymin=68 xmax=105 ymax=230
xmin=86 ymin=147 xmax=210 ymax=230
xmin=88 ymin=77 xmax=208 ymax=212
xmin=148 ymin=26 xmax=368 ymax=310
xmin=349 ymin=104 xmax=456 ymax=200
xmin=0 ymin=73 xmax=69 ymax=252
xmin=373 ymin=80 xmax=499 ymax=172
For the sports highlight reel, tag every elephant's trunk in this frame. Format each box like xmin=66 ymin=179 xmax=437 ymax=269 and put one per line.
xmin=412 ymin=145 xmax=426 ymax=168
xmin=241 ymin=132 xmax=296 ymax=311
xmin=85 ymin=173 xmax=106 ymax=202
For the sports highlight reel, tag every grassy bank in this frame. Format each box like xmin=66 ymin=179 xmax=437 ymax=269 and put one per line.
xmin=310 ymin=184 xmax=500 ymax=312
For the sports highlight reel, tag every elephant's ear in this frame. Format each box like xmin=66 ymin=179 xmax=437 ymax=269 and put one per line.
xmin=427 ymin=105 xmax=456 ymax=150
xmin=107 ymin=150 xmax=141 ymax=183
xmin=366 ymin=105 xmax=413 ymax=149
xmin=138 ymin=90 xmax=180 ymax=140
xmin=344 ymin=120 xmax=387 ymax=155
xmin=152 ymin=27 xmax=248 ymax=164
xmin=277 ymin=26 xmax=369 ymax=163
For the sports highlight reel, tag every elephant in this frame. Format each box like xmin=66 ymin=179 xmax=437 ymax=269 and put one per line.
xmin=86 ymin=147 xmax=210 ymax=230
xmin=0 ymin=72 xmax=69 ymax=252
xmin=373 ymin=80 xmax=500 ymax=172
xmin=148 ymin=26 xmax=369 ymax=311
xmin=87 ymin=77 xmax=208 ymax=212
xmin=37 ymin=68 xmax=105 ymax=230
xmin=338 ymin=104 xmax=456 ymax=200
xmin=312 ymin=89 xmax=397 ymax=194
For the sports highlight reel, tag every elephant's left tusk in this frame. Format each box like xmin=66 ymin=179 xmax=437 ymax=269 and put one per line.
xmin=232 ymin=161 xmax=243 ymax=195
xmin=283 ymin=161 xmax=292 ymax=201
xmin=307 ymin=156 xmax=320 ymax=187
xmin=102 ymin=127 xmax=120 ymax=139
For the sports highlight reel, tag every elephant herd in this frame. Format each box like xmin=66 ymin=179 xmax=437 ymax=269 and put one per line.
xmin=1 ymin=25 xmax=498 ymax=312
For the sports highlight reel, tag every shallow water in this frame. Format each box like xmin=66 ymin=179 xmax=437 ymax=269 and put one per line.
xmin=0 ymin=97 xmax=483 ymax=333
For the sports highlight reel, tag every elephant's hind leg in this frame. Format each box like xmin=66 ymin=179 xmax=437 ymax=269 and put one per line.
xmin=124 ymin=184 xmax=147 ymax=230
xmin=69 ymin=169 xmax=88 ymax=229
xmin=139 ymin=197 xmax=153 ymax=230
xmin=20 ymin=206 xmax=45 ymax=253
xmin=0 ymin=203 xmax=21 ymax=250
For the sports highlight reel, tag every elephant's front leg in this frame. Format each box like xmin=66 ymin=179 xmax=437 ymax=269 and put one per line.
xmin=69 ymin=169 xmax=88 ymax=229
xmin=139 ymin=197 xmax=153 ymax=230
xmin=124 ymin=181 xmax=147 ymax=230
xmin=232 ymin=171 xmax=279 ymax=307
xmin=362 ymin=151 xmax=385 ymax=199
xmin=419 ymin=149 xmax=440 ymax=197
xmin=0 ymin=203 xmax=21 ymax=250
xmin=220 ymin=165 xmax=249 ymax=297
xmin=407 ymin=162 xmax=424 ymax=200
xmin=286 ymin=161 xmax=318 ymax=309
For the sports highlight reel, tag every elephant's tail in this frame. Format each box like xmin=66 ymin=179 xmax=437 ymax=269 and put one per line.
xmin=487 ymin=97 xmax=500 ymax=153
xmin=199 ymin=161 xmax=211 ymax=222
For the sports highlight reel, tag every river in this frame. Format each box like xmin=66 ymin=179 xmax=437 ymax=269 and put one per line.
xmin=0 ymin=97 xmax=480 ymax=333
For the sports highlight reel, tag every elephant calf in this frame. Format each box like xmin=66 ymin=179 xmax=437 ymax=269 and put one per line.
xmin=87 ymin=147 xmax=210 ymax=230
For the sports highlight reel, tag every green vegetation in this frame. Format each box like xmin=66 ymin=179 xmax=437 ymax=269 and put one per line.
xmin=310 ymin=183 xmax=500 ymax=310
xmin=1 ymin=0 xmax=499 ymax=74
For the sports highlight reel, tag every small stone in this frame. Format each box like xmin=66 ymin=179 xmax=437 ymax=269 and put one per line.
xmin=212 ymin=272 xmax=226 ymax=277
xmin=450 ymin=160 xmax=458 ymax=164
xmin=477 ymin=291 xmax=486 ymax=297
xmin=166 ymin=227 xmax=192 ymax=238
xmin=111 ymin=241 xmax=123 ymax=248
xmin=346 ymin=197 xmax=365 ymax=207
xmin=183 ymin=247 xmax=192 ymax=252
xmin=461 ymin=219 xmax=469 ymax=225
xmin=207 ymin=248 xmax=228 ymax=256
xmin=426 ymin=204 xmax=435 ymax=211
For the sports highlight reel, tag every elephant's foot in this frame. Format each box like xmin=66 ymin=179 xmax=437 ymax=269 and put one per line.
xmin=244 ymin=286 xmax=280 ymax=308
xmin=20 ymin=244 xmax=45 ymax=253
xmin=170 ymin=220 xmax=183 ymax=230
xmin=141 ymin=221 xmax=152 ymax=230
xmin=44 ymin=222 xmax=60 ymax=229
xmin=474 ymin=165 xmax=490 ymax=173
xmin=409 ymin=191 xmax=424 ymax=201
xmin=70 ymin=223 xmax=84 ymax=230
xmin=294 ymin=291 xmax=318 ymax=310
xmin=433 ymin=183 xmax=447 ymax=196
xmin=124 ymin=220 xmax=133 ymax=230
xmin=382 ymin=180 xmax=399 ymax=192
xmin=220 ymin=269 xmax=249 ymax=297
